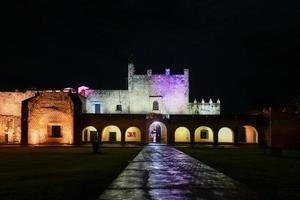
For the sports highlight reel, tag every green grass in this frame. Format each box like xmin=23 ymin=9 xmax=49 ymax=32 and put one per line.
xmin=0 ymin=147 xmax=141 ymax=200
xmin=177 ymin=146 xmax=300 ymax=200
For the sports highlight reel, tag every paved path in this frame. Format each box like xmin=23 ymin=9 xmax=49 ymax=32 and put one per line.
xmin=98 ymin=145 xmax=258 ymax=200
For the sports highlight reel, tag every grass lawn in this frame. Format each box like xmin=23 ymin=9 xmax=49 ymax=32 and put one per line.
xmin=177 ymin=146 xmax=300 ymax=200
xmin=0 ymin=146 xmax=141 ymax=200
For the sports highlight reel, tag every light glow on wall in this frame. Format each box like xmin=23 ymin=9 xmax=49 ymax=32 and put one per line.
xmin=218 ymin=127 xmax=234 ymax=143
xmin=82 ymin=126 xmax=97 ymax=142
xmin=125 ymin=127 xmax=141 ymax=142
xmin=27 ymin=92 xmax=74 ymax=145
xmin=101 ymin=125 xmax=121 ymax=142
xmin=194 ymin=126 xmax=214 ymax=143
xmin=175 ymin=127 xmax=190 ymax=142
xmin=243 ymin=125 xmax=258 ymax=143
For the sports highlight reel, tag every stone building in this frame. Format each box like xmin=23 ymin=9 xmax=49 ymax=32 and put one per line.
xmin=0 ymin=60 xmax=267 ymax=146
xmin=0 ymin=90 xmax=36 ymax=144
xmin=21 ymin=91 xmax=82 ymax=145
xmin=81 ymin=60 xmax=221 ymax=115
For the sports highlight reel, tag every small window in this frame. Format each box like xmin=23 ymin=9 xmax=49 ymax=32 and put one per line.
xmin=116 ymin=104 xmax=122 ymax=111
xmin=95 ymin=103 xmax=101 ymax=113
xmin=51 ymin=125 xmax=62 ymax=137
xmin=153 ymin=101 xmax=159 ymax=111
xmin=200 ymin=130 xmax=208 ymax=139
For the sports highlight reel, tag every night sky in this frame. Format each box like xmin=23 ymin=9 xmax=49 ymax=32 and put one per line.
xmin=2 ymin=1 xmax=300 ymax=114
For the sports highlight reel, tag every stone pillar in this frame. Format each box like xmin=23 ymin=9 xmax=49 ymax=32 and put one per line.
xmin=168 ymin=126 xmax=175 ymax=145
xmin=121 ymin=129 xmax=126 ymax=145
xmin=213 ymin=128 xmax=219 ymax=145
xmin=190 ymin=130 xmax=195 ymax=145
xmin=234 ymin=127 xmax=239 ymax=145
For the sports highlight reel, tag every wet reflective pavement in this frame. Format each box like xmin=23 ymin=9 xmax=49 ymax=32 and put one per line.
xmin=98 ymin=145 xmax=258 ymax=200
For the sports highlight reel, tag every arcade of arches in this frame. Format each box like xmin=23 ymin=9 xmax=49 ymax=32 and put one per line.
xmin=81 ymin=123 xmax=259 ymax=145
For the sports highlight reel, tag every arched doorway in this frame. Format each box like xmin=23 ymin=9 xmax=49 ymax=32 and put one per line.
xmin=82 ymin=126 xmax=98 ymax=142
xmin=102 ymin=125 xmax=121 ymax=143
xmin=125 ymin=127 xmax=141 ymax=142
xmin=175 ymin=127 xmax=190 ymax=143
xmin=194 ymin=126 xmax=214 ymax=143
xmin=218 ymin=127 xmax=234 ymax=143
xmin=148 ymin=121 xmax=167 ymax=144
xmin=239 ymin=125 xmax=258 ymax=144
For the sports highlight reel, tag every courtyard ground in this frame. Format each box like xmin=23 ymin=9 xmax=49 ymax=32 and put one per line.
xmin=99 ymin=145 xmax=258 ymax=200
xmin=177 ymin=146 xmax=300 ymax=200
xmin=0 ymin=146 xmax=141 ymax=200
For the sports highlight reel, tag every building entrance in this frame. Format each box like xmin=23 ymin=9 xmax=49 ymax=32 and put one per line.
xmin=148 ymin=121 xmax=167 ymax=144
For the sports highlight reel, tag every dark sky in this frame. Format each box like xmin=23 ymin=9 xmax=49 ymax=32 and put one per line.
xmin=1 ymin=1 xmax=300 ymax=114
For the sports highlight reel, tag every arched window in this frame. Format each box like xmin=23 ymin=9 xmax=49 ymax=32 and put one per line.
xmin=153 ymin=101 xmax=159 ymax=111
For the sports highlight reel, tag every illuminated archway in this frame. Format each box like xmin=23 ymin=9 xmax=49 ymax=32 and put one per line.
xmin=82 ymin=126 xmax=98 ymax=142
xmin=218 ymin=127 xmax=234 ymax=143
xmin=175 ymin=127 xmax=190 ymax=142
xmin=102 ymin=125 xmax=121 ymax=142
xmin=242 ymin=125 xmax=258 ymax=143
xmin=148 ymin=121 xmax=167 ymax=144
xmin=195 ymin=126 xmax=214 ymax=143
xmin=125 ymin=127 xmax=141 ymax=142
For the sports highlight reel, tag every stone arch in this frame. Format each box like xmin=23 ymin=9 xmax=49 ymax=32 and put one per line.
xmin=125 ymin=127 xmax=141 ymax=142
xmin=82 ymin=126 xmax=98 ymax=142
xmin=241 ymin=125 xmax=258 ymax=144
xmin=175 ymin=127 xmax=190 ymax=143
xmin=102 ymin=125 xmax=121 ymax=142
xmin=148 ymin=121 xmax=167 ymax=144
xmin=218 ymin=127 xmax=234 ymax=143
xmin=194 ymin=126 xmax=214 ymax=143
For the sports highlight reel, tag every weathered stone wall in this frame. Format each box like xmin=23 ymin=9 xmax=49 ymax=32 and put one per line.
xmin=83 ymin=63 xmax=219 ymax=115
xmin=129 ymin=75 xmax=151 ymax=113
xmin=129 ymin=69 xmax=189 ymax=114
xmin=85 ymin=90 xmax=129 ymax=113
xmin=0 ymin=91 xmax=36 ymax=143
xmin=27 ymin=92 xmax=74 ymax=144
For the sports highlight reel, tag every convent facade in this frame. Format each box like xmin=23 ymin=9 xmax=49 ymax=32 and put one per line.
xmin=0 ymin=61 xmax=265 ymax=146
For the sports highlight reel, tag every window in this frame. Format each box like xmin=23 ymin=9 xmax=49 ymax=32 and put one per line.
xmin=116 ymin=104 xmax=122 ymax=111
xmin=200 ymin=130 xmax=208 ymax=139
xmin=153 ymin=101 xmax=159 ymax=111
xmin=95 ymin=103 xmax=101 ymax=113
xmin=51 ymin=125 xmax=62 ymax=137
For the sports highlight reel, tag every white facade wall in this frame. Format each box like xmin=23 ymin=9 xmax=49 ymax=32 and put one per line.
xmin=84 ymin=62 xmax=220 ymax=115
xmin=85 ymin=90 xmax=129 ymax=113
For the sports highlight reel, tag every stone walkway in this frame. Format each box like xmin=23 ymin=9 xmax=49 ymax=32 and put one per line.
xmin=98 ymin=145 xmax=258 ymax=200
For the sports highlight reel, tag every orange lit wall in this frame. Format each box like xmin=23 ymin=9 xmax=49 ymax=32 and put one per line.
xmin=244 ymin=125 xmax=258 ymax=143
xmin=0 ymin=91 xmax=36 ymax=144
xmin=27 ymin=92 xmax=74 ymax=145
